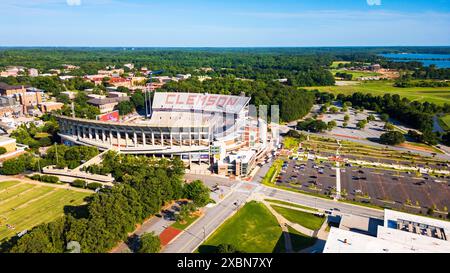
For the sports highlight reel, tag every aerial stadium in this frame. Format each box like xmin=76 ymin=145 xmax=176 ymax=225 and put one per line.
xmin=56 ymin=92 xmax=275 ymax=177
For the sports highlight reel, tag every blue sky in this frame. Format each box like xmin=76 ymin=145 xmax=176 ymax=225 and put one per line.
xmin=1 ymin=0 xmax=449 ymax=46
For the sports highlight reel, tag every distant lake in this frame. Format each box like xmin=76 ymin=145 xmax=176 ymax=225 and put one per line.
xmin=379 ymin=53 xmax=450 ymax=68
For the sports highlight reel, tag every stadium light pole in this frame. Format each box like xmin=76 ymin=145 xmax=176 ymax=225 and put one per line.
xmin=145 ymin=69 xmax=164 ymax=119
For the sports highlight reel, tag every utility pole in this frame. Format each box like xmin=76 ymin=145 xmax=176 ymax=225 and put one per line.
xmin=71 ymin=102 xmax=75 ymax=118
xmin=55 ymin=143 xmax=59 ymax=166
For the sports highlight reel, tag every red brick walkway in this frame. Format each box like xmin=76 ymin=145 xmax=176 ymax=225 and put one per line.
xmin=159 ymin=226 xmax=182 ymax=246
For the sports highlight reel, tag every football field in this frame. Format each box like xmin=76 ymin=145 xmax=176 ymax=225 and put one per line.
xmin=0 ymin=181 xmax=91 ymax=242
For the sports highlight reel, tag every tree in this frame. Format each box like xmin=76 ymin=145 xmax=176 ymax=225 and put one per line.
xmin=356 ymin=120 xmax=367 ymax=130
xmin=379 ymin=131 xmax=405 ymax=145
xmin=367 ymin=114 xmax=376 ymax=122
xmin=343 ymin=122 xmax=348 ymax=128
xmin=176 ymin=204 xmax=191 ymax=223
xmin=72 ymin=179 xmax=87 ymax=188
xmin=137 ymin=232 xmax=161 ymax=253
xmin=384 ymin=122 xmax=395 ymax=131
xmin=327 ymin=121 xmax=337 ymax=131
xmin=1 ymin=156 xmax=26 ymax=175
xmin=380 ymin=113 xmax=389 ymax=122
xmin=116 ymin=101 xmax=135 ymax=116
xmin=183 ymin=180 xmax=210 ymax=207
xmin=297 ymin=118 xmax=328 ymax=133
xmin=343 ymin=114 xmax=350 ymax=122
xmin=0 ymin=147 xmax=7 ymax=155
xmin=443 ymin=132 xmax=450 ymax=146
xmin=286 ymin=130 xmax=306 ymax=141
xmin=329 ymin=106 xmax=338 ymax=114
xmin=130 ymin=91 xmax=145 ymax=110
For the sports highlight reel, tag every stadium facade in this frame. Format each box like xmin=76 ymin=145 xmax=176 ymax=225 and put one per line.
xmin=56 ymin=92 xmax=274 ymax=177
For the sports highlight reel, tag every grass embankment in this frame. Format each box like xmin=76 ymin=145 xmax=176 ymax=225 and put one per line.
xmin=198 ymin=201 xmax=283 ymax=253
xmin=0 ymin=181 xmax=91 ymax=242
xmin=330 ymin=69 xmax=381 ymax=79
xmin=303 ymin=80 xmax=450 ymax=105
xmin=439 ymin=114 xmax=450 ymax=131
xmin=171 ymin=214 xmax=200 ymax=230
xmin=261 ymin=159 xmax=283 ymax=186
xmin=271 ymin=205 xmax=325 ymax=230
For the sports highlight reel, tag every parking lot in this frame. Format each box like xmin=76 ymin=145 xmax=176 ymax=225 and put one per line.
xmin=341 ymin=165 xmax=450 ymax=212
xmin=275 ymin=157 xmax=450 ymax=215
xmin=276 ymin=158 xmax=337 ymax=197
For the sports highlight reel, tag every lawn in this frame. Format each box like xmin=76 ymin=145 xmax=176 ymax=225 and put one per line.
xmin=283 ymin=136 xmax=300 ymax=150
xmin=264 ymin=199 xmax=318 ymax=212
xmin=303 ymin=80 xmax=450 ymax=105
xmin=198 ymin=201 xmax=283 ymax=253
xmin=439 ymin=114 xmax=450 ymax=131
xmin=171 ymin=214 xmax=200 ymax=230
xmin=330 ymin=61 xmax=351 ymax=68
xmin=0 ymin=181 xmax=91 ymax=242
xmin=271 ymin=205 xmax=325 ymax=230
xmin=261 ymin=159 xmax=283 ymax=186
xmin=330 ymin=69 xmax=381 ymax=79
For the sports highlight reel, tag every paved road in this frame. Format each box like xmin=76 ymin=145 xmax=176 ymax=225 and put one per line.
xmin=258 ymin=186 xmax=383 ymax=219
xmin=162 ymin=185 xmax=255 ymax=253
xmin=163 ymin=166 xmax=385 ymax=253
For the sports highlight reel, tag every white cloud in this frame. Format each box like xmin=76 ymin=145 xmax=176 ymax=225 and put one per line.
xmin=66 ymin=0 xmax=82 ymax=6
xmin=367 ymin=0 xmax=382 ymax=6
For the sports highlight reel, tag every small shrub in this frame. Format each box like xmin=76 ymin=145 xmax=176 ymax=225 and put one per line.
xmin=30 ymin=174 xmax=41 ymax=181
xmin=71 ymin=179 xmax=87 ymax=188
xmin=86 ymin=182 xmax=103 ymax=190
xmin=40 ymin=175 xmax=59 ymax=184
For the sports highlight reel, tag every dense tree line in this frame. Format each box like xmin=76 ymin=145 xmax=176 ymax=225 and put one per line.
xmin=0 ymin=145 xmax=99 ymax=175
xmin=1 ymin=153 xmax=210 ymax=253
xmin=411 ymin=65 xmax=450 ymax=80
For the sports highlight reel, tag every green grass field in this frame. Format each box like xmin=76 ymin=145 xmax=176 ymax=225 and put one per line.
xmin=330 ymin=69 xmax=381 ymax=79
xmin=0 ymin=181 xmax=91 ymax=242
xmin=304 ymin=80 xmax=450 ymax=105
xmin=271 ymin=205 xmax=325 ymax=230
xmin=171 ymin=214 xmax=200 ymax=230
xmin=439 ymin=114 xmax=450 ymax=131
xmin=198 ymin=201 xmax=283 ymax=253
xmin=330 ymin=61 xmax=351 ymax=68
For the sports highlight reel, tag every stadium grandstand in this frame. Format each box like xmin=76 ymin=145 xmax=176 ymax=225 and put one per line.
xmin=56 ymin=92 xmax=274 ymax=177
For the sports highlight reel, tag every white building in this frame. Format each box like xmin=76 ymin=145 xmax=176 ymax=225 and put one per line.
xmin=324 ymin=210 xmax=450 ymax=253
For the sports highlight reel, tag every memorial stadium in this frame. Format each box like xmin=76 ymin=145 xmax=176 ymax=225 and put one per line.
xmin=56 ymin=92 xmax=274 ymax=177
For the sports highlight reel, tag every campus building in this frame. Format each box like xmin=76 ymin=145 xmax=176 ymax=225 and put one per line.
xmin=56 ymin=92 xmax=272 ymax=177
xmin=324 ymin=209 xmax=450 ymax=253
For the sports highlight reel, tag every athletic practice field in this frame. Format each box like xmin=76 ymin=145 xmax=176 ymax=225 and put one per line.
xmin=0 ymin=181 xmax=91 ymax=242
xmin=304 ymin=80 xmax=450 ymax=105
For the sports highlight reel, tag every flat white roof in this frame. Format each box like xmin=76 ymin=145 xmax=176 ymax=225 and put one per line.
xmin=324 ymin=209 xmax=450 ymax=253
xmin=384 ymin=209 xmax=450 ymax=235
xmin=228 ymin=150 xmax=256 ymax=164
xmin=325 ymin=227 xmax=424 ymax=253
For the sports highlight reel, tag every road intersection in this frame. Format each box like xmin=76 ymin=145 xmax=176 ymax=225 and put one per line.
xmin=163 ymin=166 xmax=384 ymax=253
